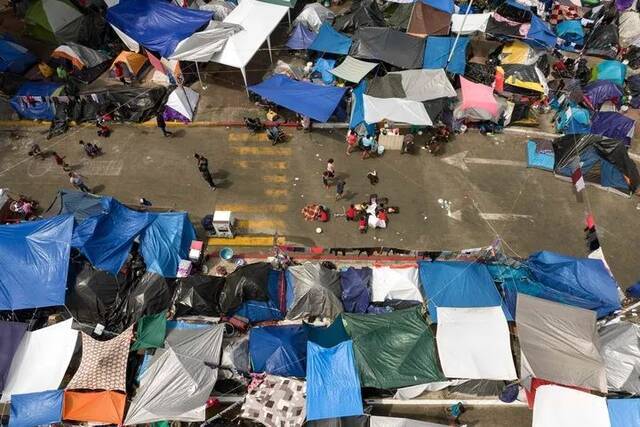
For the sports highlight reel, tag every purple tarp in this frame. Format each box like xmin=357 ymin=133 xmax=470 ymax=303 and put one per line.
xmin=591 ymin=112 xmax=635 ymax=146
xmin=584 ymin=80 xmax=623 ymax=110
xmin=340 ymin=267 xmax=372 ymax=313
xmin=0 ymin=321 xmax=27 ymax=389
xmin=163 ymin=106 xmax=189 ymax=123
xmin=616 ymin=0 xmax=634 ymax=10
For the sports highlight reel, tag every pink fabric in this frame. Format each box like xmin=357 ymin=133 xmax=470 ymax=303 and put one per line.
xmin=460 ymin=77 xmax=499 ymax=117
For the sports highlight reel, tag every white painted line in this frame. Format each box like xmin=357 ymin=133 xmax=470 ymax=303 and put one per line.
xmin=442 ymin=151 xmax=526 ymax=171
xmin=479 ymin=213 xmax=534 ymax=222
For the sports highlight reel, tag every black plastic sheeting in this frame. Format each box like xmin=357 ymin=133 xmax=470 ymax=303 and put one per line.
xmin=464 ymin=63 xmax=496 ymax=86
xmin=69 ymin=86 xmax=167 ymax=123
xmin=584 ymin=23 xmax=618 ymax=59
xmin=173 ymin=274 xmax=225 ymax=317
xmin=219 ymin=262 xmax=272 ymax=314
xmin=334 ymin=0 xmax=386 ymax=33
xmin=350 ymin=27 xmax=425 ymax=70
xmin=624 ymin=46 xmax=640 ymax=70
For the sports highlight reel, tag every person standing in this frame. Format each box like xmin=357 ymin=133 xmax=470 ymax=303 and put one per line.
xmin=156 ymin=113 xmax=173 ymax=137
xmin=194 ymin=153 xmax=216 ymax=190
xmin=326 ymin=158 xmax=335 ymax=178
xmin=335 ymin=179 xmax=345 ymax=200
xmin=69 ymin=172 xmax=90 ymax=193
xmin=346 ymin=129 xmax=358 ymax=155
xmin=322 ymin=171 xmax=331 ymax=189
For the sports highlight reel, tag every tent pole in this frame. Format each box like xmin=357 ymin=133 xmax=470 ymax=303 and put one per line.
xmin=288 ymin=8 xmax=291 ymax=27
xmin=267 ymin=36 xmax=273 ymax=64
xmin=447 ymin=0 xmax=473 ymax=66
xmin=195 ymin=61 xmax=207 ymax=90
xmin=241 ymin=66 xmax=249 ymax=96
xmin=181 ymin=84 xmax=195 ymax=121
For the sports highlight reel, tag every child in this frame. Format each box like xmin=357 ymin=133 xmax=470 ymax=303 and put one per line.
xmin=346 ymin=204 xmax=357 ymax=221
xmin=358 ymin=215 xmax=367 ymax=233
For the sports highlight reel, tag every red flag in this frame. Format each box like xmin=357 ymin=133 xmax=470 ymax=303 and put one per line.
xmin=585 ymin=213 xmax=595 ymax=229
xmin=571 ymin=167 xmax=585 ymax=192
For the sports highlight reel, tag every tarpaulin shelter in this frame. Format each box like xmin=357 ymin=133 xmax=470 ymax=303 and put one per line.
xmin=140 ymin=212 xmax=196 ymax=277
xmin=305 ymin=318 xmax=350 ymax=349
xmin=591 ymin=112 xmax=635 ymax=145
xmin=351 ymin=27 xmax=425 ymax=69
xmin=407 ymin=0 xmax=452 ymax=37
xmin=25 ymin=0 xmax=86 ymax=43
xmin=210 ymin=0 xmax=288 ymax=88
xmin=219 ymin=262 xmax=273 ymax=314
xmin=619 ymin=11 xmax=640 ymax=48
xmin=249 ymin=75 xmax=346 ymax=122
xmin=285 ymin=262 xmax=343 ymax=320
xmin=0 ymin=36 xmax=36 ymax=74
xmin=309 ymin=22 xmax=353 ymax=55
xmin=168 ymin=21 xmax=241 ymax=62
xmin=110 ymin=50 xmax=147 ymax=79
xmin=342 ymin=307 xmax=444 ymax=389
xmin=64 ymin=263 xmax=122 ymax=327
xmin=387 ymin=3 xmax=413 ymax=30
xmin=553 ymin=134 xmax=640 ymax=195
xmin=106 ymin=0 xmax=213 ymax=57
xmin=308 ymin=416 xmax=369 ymax=427
xmin=556 ymin=105 xmax=590 ymax=134
xmin=370 ymin=266 xmax=422 ymax=302
xmin=516 ymin=294 xmax=608 ymax=392
xmin=500 ymin=41 xmax=541 ymax=65
xmin=173 ymin=274 xmax=224 ymax=317
xmin=63 ymin=390 xmax=126 ymax=425
xmin=422 ymin=36 xmax=469 ymax=74
xmin=349 ymin=80 xmax=371 ymax=130
xmin=286 ymin=24 xmax=317 ymax=50
xmin=0 ymin=215 xmax=73 ymax=310
xmin=2 ymin=319 xmax=78 ymax=403
xmin=393 ymin=69 xmax=457 ymax=101
xmin=0 ymin=322 xmax=27 ymax=391
xmin=584 ymin=80 xmax=623 ymax=110
xmin=293 ymin=3 xmax=334 ymax=32
xmin=52 ymin=190 xmax=108 ymax=223
xmin=330 ymin=56 xmax=377 ymax=83
xmin=340 ymin=267 xmax=372 ymax=313
xmin=608 ymin=399 xmax=640 ymax=427
xmin=501 ymin=64 xmax=547 ymax=94
xmin=334 ymin=0 xmax=386 ymax=33
xmin=585 ymin=23 xmax=619 ymax=59
xmin=312 ymin=58 xmax=337 ymax=85
xmin=9 ymin=390 xmax=63 ymax=427
xmin=455 ymin=76 xmax=501 ymax=121
xmin=532 ymin=385 xmax=610 ymax=427
xmin=419 ymin=261 xmax=511 ymax=322
xmin=556 ymin=19 xmax=584 ymax=48
xmin=190 ymin=0 xmax=235 ymax=20
xmin=70 ymin=86 xmax=166 ymax=123
xmin=363 ymin=95 xmax=433 ymax=125
xmin=51 ymin=42 xmax=109 ymax=70
xmin=124 ymin=325 xmax=224 ymax=424
xmin=232 ymin=299 xmax=284 ymax=324
xmin=240 ymin=375 xmax=306 ymax=426
xmin=306 ymin=341 xmax=363 ymax=421
xmin=220 ymin=335 xmax=250 ymax=378
xmin=525 ymin=15 xmax=557 ymax=49
xmin=163 ymin=86 xmax=200 ymax=123
xmin=249 ymin=324 xmax=307 ymax=377
xmin=451 ymin=13 xmax=490 ymax=34
xmin=10 ymin=81 xmax=64 ymax=120
xmin=228 ymin=265 xmax=282 ymax=323
xmin=131 ymin=311 xmax=167 ymax=351
xmin=599 ymin=322 xmax=640 ymax=394
xmin=526 ymin=139 xmax=555 ymax=171
xmin=436 ymin=307 xmax=517 ymax=380
xmin=593 ymin=60 xmax=627 ymax=86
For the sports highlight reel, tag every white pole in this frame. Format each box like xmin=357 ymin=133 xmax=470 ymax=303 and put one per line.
xmin=241 ymin=66 xmax=249 ymax=96
xmin=267 ymin=35 xmax=273 ymax=64
xmin=195 ymin=61 xmax=207 ymax=90
xmin=447 ymin=0 xmax=474 ymax=66
xmin=288 ymin=8 xmax=291 ymax=26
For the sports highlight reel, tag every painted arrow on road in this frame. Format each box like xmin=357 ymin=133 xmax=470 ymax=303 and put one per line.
xmin=442 ymin=151 xmax=527 ymax=171
xmin=479 ymin=213 xmax=534 ymax=222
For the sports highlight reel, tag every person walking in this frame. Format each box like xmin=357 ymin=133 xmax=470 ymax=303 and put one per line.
xmin=322 ymin=170 xmax=331 ymax=189
xmin=346 ymin=129 xmax=358 ymax=155
xmin=69 ymin=172 xmax=90 ymax=193
xmin=52 ymin=151 xmax=70 ymax=172
xmin=194 ymin=153 xmax=216 ymax=190
xmin=326 ymin=158 xmax=335 ymax=178
xmin=156 ymin=113 xmax=173 ymax=137
xmin=335 ymin=179 xmax=345 ymax=200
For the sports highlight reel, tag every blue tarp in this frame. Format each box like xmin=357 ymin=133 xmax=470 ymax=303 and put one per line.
xmin=608 ymin=399 xmax=640 ymax=427
xmin=556 ymin=106 xmax=590 ymax=134
xmin=526 ymin=15 xmax=557 ymax=49
xmin=421 ymin=0 xmax=454 ymax=13
xmin=309 ymin=22 xmax=352 ymax=55
xmin=312 ymin=58 xmax=336 ymax=85
xmin=306 ymin=340 xmax=363 ymax=421
xmin=591 ymin=112 xmax=635 ymax=145
xmin=349 ymin=80 xmax=366 ymax=129
xmin=423 ymin=36 xmax=469 ymax=74
xmin=0 ymin=215 xmax=74 ymax=310
xmin=249 ymin=324 xmax=307 ymax=377
xmin=286 ymin=23 xmax=317 ymax=50
xmin=0 ymin=36 xmax=36 ymax=74
xmin=140 ymin=212 xmax=196 ymax=278
xmin=556 ymin=146 xmax=629 ymax=193
xmin=10 ymin=82 xmax=62 ymax=120
xmin=305 ymin=318 xmax=350 ymax=348
xmin=58 ymin=190 xmax=110 ymax=223
xmin=249 ymin=74 xmax=346 ymax=122
xmin=340 ymin=267 xmax=372 ymax=313
xmin=106 ymin=0 xmax=213 ymax=57
xmin=9 ymin=390 xmax=63 ymax=427
xmin=526 ymin=140 xmax=555 ymax=171
xmin=595 ymin=60 xmax=627 ymax=86
xmin=419 ymin=261 xmax=511 ymax=322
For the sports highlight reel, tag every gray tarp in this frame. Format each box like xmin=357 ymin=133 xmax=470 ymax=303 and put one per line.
xmin=367 ymin=74 xmax=405 ymax=98
xmin=516 ymin=294 xmax=607 ymax=393
xmin=293 ymin=3 xmax=335 ymax=32
xmin=388 ymin=69 xmax=457 ymax=101
xmin=330 ymin=56 xmax=378 ymax=83
xmin=599 ymin=321 xmax=640 ymax=394
xmin=219 ymin=335 xmax=250 ymax=379
xmin=124 ymin=324 xmax=224 ymax=425
xmin=169 ymin=21 xmax=242 ymax=62
xmin=350 ymin=27 xmax=425 ymax=69
xmin=286 ymin=263 xmax=343 ymax=320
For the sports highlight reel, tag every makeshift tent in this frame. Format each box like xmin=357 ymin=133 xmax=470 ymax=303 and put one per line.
xmin=532 ymin=385 xmax=610 ymax=427
xmin=140 ymin=212 xmax=196 ymax=277
xmin=163 ymin=87 xmax=200 ymax=123
xmin=106 ymin=0 xmax=213 ymax=57
xmin=110 ymin=51 xmax=147 ymax=79
xmin=62 ymin=391 xmax=126 ymax=425
xmin=219 ymin=262 xmax=273 ymax=314
xmin=10 ymin=81 xmax=64 ymax=120
xmin=455 ymin=76 xmax=502 ymax=122
xmin=436 ymin=307 xmax=517 ymax=380
xmin=351 ymin=27 xmax=425 ymax=69
xmin=232 ymin=299 xmax=284 ymax=323
xmin=0 ymin=215 xmax=73 ymax=310
xmin=363 ymin=95 xmax=432 ymax=125
xmin=556 ymin=105 xmax=590 ymax=134
xmin=306 ymin=341 xmax=363 ymax=421
xmin=423 ymin=36 xmax=468 ymax=75
xmin=593 ymin=60 xmax=627 ymax=86
xmin=390 ymin=69 xmax=457 ymax=101
xmin=249 ymin=324 xmax=307 ymax=377
xmin=334 ymin=0 xmax=385 ymax=33
xmin=585 ymin=23 xmax=619 ymax=59
xmin=342 ymin=307 xmax=444 ymax=389
xmin=308 ymin=416 xmax=369 ymax=427
xmin=516 ymin=294 xmax=607 ymax=392
xmin=2 ymin=319 xmax=78 ymax=403
xmin=124 ymin=325 xmax=224 ymax=424
xmin=370 ymin=266 xmax=422 ymax=302
xmin=419 ymin=261 xmax=511 ymax=322
xmin=388 ymin=3 xmax=413 ymax=30
xmin=309 ymin=22 xmax=353 ymax=55
xmin=249 ymin=74 xmax=346 ymax=123
xmin=285 ymin=263 xmax=343 ymax=320
xmin=451 ymin=13 xmax=490 ymax=34
xmin=591 ymin=112 xmax=635 ymax=144
xmin=340 ymin=267 xmax=372 ymax=313
xmin=330 ymin=56 xmax=377 ymax=84
xmin=220 ymin=335 xmax=250 ymax=378
xmin=240 ymin=375 xmax=306 ymax=426
xmin=305 ymin=319 xmax=350 ymax=349
xmin=0 ymin=322 xmax=27 ymax=394
xmin=556 ymin=19 xmax=584 ymax=48
xmin=584 ymin=80 xmax=623 ymax=111
xmin=407 ymin=0 xmax=451 ymax=37
xmin=553 ymin=134 xmax=640 ymax=195
xmin=131 ymin=311 xmax=167 ymax=351
xmin=501 ymin=64 xmax=547 ymax=94
xmin=9 ymin=390 xmax=63 ymax=427
xmin=293 ymin=3 xmax=334 ymax=32
xmin=0 ymin=36 xmax=36 ymax=74
xmin=526 ymin=15 xmax=557 ymax=49
xmin=173 ymin=275 xmax=225 ymax=317
xmin=500 ymin=41 xmax=541 ymax=65
xmin=51 ymin=42 xmax=109 ymax=70
xmin=168 ymin=21 xmax=241 ymax=62
xmin=69 ymin=86 xmax=166 ymax=123
xmin=349 ymin=80 xmax=369 ymax=130
xmin=210 ymin=0 xmax=288 ymax=88
xmin=608 ymin=399 xmax=640 ymax=427
xmin=312 ymin=58 xmax=336 ymax=85
xmin=191 ymin=0 xmax=235 ymax=19
xmin=619 ymin=11 xmax=640 ymax=47
xmin=599 ymin=322 xmax=640 ymax=394
xmin=526 ymin=139 xmax=555 ymax=171
xmin=25 ymin=0 xmax=85 ymax=43
xmin=286 ymin=24 xmax=317 ymax=50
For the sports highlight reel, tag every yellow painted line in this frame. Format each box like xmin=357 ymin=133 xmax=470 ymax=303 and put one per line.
xmin=228 ymin=133 xmax=269 ymax=142
xmin=233 ymin=160 xmax=288 ymax=170
xmin=236 ymin=219 xmax=287 ymax=230
xmin=208 ymin=235 xmax=286 ymax=247
xmin=263 ymin=175 xmax=288 ymax=183
xmin=216 ymin=203 xmax=289 ymax=213
xmin=264 ymin=189 xmax=288 ymax=197
xmin=230 ymin=146 xmax=292 ymax=156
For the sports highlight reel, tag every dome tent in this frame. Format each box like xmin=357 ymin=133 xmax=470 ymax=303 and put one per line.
xmin=25 ymin=0 xmax=86 ymax=44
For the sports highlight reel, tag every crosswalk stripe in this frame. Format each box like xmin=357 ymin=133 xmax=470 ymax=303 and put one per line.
xmin=236 ymin=219 xmax=287 ymax=230
xmin=216 ymin=203 xmax=289 ymax=213
xmin=264 ymin=189 xmax=288 ymax=197
xmin=230 ymin=146 xmax=292 ymax=156
xmin=228 ymin=133 xmax=268 ymax=142
xmin=233 ymin=160 xmax=288 ymax=170
xmin=208 ymin=235 xmax=286 ymax=247
xmin=263 ymin=175 xmax=288 ymax=183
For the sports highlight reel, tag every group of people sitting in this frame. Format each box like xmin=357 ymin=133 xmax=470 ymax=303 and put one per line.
xmin=346 ymin=129 xmax=380 ymax=159
xmin=345 ymin=194 xmax=396 ymax=233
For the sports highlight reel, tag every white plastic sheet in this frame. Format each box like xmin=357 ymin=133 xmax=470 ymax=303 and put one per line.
xmin=169 ymin=21 xmax=241 ymax=62
xmin=363 ymin=95 xmax=433 ymax=126
xmin=370 ymin=416 xmax=449 ymax=427
xmin=451 ymin=13 xmax=490 ymax=34
xmin=1 ymin=319 xmax=78 ymax=402
xmin=436 ymin=307 xmax=517 ymax=380
xmin=532 ymin=385 xmax=611 ymax=427
xmin=166 ymin=86 xmax=200 ymax=121
xmin=371 ymin=266 xmax=423 ymax=302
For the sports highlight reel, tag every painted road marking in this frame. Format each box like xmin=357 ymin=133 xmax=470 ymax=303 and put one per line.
xmin=264 ymin=175 xmax=288 ymax=183
xmin=79 ymin=160 xmax=124 ymax=176
xmin=216 ymin=203 xmax=289 ymax=213
xmin=228 ymin=133 xmax=269 ymax=142
xmin=479 ymin=213 xmax=534 ymax=221
xmin=230 ymin=146 xmax=292 ymax=156
xmin=236 ymin=219 xmax=287 ymax=231
xmin=442 ymin=151 xmax=526 ymax=172
xmin=264 ymin=189 xmax=288 ymax=197
xmin=233 ymin=160 xmax=288 ymax=170
xmin=208 ymin=235 xmax=286 ymax=247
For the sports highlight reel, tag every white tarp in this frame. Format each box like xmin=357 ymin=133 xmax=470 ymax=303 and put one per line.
xmin=532 ymin=385 xmax=611 ymax=427
xmin=293 ymin=3 xmax=334 ymax=32
xmin=169 ymin=21 xmax=241 ymax=62
xmin=330 ymin=56 xmax=378 ymax=83
xmin=451 ymin=13 xmax=490 ymax=34
xmin=389 ymin=69 xmax=457 ymax=102
xmin=436 ymin=307 xmax=517 ymax=380
xmin=394 ymin=380 xmax=468 ymax=400
xmin=517 ymin=294 xmax=608 ymax=393
xmin=166 ymin=86 xmax=200 ymax=121
xmin=363 ymin=95 xmax=433 ymax=126
xmin=1 ymin=319 xmax=78 ymax=402
xmin=210 ymin=0 xmax=288 ymax=70
xmin=371 ymin=266 xmax=423 ymax=302
xmin=370 ymin=416 xmax=449 ymax=427
xmin=599 ymin=321 xmax=640 ymax=394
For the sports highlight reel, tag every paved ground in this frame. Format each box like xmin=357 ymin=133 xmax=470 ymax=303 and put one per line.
xmin=1 ymin=124 xmax=639 ymax=287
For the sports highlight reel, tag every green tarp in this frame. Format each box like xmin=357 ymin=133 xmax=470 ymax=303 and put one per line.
xmin=341 ymin=306 xmax=444 ymax=389
xmin=131 ymin=311 xmax=167 ymax=351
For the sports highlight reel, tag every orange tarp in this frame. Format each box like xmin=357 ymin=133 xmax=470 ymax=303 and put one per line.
xmin=63 ymin=390 xmax=126 ymax=425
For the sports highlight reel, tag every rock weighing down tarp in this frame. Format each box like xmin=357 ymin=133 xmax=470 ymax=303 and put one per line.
xmin=285 ymin=262 xmax=344 ymax=320
xmin=599 ymin=321 xmax=640 ymax=394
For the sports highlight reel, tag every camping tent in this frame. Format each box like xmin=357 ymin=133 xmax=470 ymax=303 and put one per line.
xmin=110 ymin=51 xmax=147 ymax=79
xmin=0 ymin=36 xmax=36 ymax=74
xmin=599 ymin=322 xmax=640 ymax=394
xmin=249 ymin=324 xmax=308 ymax=377
xmin=583 ymin=80 xmax=623 ymax=111
xmin=334 ymin=0 xmax=385 ymax=33
xmin=163 ymin=87 xmax=200 ymax=123
xmin=309 ymin=23 xmax=353 ymax=55
xmin=455 ymin=76 xmax=502 ymax=122
xmin=351 ymin=27 xmax=425 ymax=69
xmin=423 ymin=36 xmax=469 ymax=74
xmin=286 ymin=24 xmax=317 ymax=50
xmin=25 ymin=0 xmax=86 ymax=43
xmin=51 ymin=42 xmax=109 ymax=70
xmin=407 ymin=0 xmax=452 ymax=37
xmin=293 ymin=3 xmax=334 ymax=32
xmin=285 ymin=262 xmax=343 ymax=320
xmin=10 ymin=82 xmax=64 ymax=120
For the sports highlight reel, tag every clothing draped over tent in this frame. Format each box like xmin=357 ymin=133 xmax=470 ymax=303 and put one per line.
xmin=351 ymin=27 xmax=425 ymax=69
